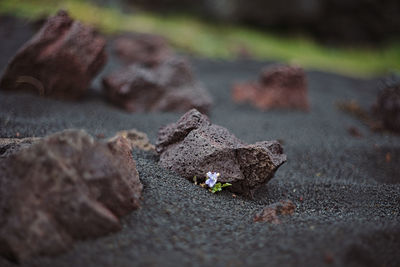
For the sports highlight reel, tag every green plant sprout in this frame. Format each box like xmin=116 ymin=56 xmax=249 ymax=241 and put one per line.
xmin=193 ymin=172 xmax=232 ymax=193
xmin=205 ymin=172 xmax=232 ymax=194
xmin=209 ymin=182 xmax=232 ymax=193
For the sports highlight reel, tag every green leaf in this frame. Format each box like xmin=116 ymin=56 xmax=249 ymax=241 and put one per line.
xmin=211 ymin=183 xmax=222 ymax=193
xmin=209 ymin=182 xmax=231 ymax=193
xmin=221 ymin=183 xmax=232 ymax=188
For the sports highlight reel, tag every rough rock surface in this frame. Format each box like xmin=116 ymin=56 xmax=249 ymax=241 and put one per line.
xmin=0 ymin=130 xmax=142 ymax=262
xmin=113 ymin=33 xmax=172 ymax=67
xmin=0 ymin=10 xmax=106 ymax=99
xmin=156 ymin=109 xmax=286 ymax=196
xmin=374 ymin=84 xmax=400 ymax=133
xmin=0 ymin=137 xmax=40 ymax=158
xmin=113 ymin=129 xmax=155 ymax=152
xmin=232 ymin=65 xmax=309 ymax=111
xmin=103 ymin=57 xmax=212 ymax=113
xmin=253 ymin=200 xmax=296 ymax=224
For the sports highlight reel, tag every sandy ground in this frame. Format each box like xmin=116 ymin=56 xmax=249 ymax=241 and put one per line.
xmin=0 ymin=16 xmax=399 ymax=267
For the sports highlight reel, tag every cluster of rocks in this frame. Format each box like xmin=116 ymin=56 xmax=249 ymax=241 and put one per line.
xmin=0 ymin=10 xmax=213 ymax=114
xmin=3 ymin=6 xmax=400 ymax=266
xmin=232 ymin=65 xmax=309 ymax=111
xmin=0 ymin=10 xmax=316 ymax=115
xmin=0 ymin=130 xmax=144 ymax=262
xmin=0 ymin=10 xmax=293 ymax=263
xmin=156 ymin=109 xmax=287 ymax=197
xmin=0 ymin=112 xmax=288 ymax=262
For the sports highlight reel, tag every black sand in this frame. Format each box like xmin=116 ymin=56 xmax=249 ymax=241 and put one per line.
xmin=0 ymin=17 xmax=399 ymax=267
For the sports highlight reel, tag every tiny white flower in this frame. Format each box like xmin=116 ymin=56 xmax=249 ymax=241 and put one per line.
xmin=205 ymin=172 xmax=220 ymax=188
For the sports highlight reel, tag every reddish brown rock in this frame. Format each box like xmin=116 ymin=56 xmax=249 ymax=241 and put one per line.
xmin=253 ymin=200 xmax=296 ymax=224
xmin=102 ymin=135 xmax=143 ymax=214
xmin=373 ymin=84 xmax=400 ymax=133
xmin=0 ymin=130 xmax=142 ymax=262
xmin=156 ymin=109 xmax=286 ymax=197
xmin=113 ymin=129 xmax=155 ymax=152
xmin=0 ymin=10 xmax=107 ymax=100
xmin=113 ymin=33 xmax=172 ymax=67
xmin=103 ymin=57 xmax=212 ymax=113
xmin=232 ymin=65 xmax=309 ymax=111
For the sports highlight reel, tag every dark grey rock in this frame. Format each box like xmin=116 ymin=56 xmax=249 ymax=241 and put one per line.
xmin=103 ymin=57 xmax=212 ymax=113
xmin=156 ymin=109 xmax=286 ymax=196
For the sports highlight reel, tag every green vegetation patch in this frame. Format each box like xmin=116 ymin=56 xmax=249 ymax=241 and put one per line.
xmin=1 ymin=0 xmax=400 ymax=77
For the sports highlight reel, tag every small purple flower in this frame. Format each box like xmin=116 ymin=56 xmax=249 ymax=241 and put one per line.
xmin=205 ymin=171 xmax=219 ymax=188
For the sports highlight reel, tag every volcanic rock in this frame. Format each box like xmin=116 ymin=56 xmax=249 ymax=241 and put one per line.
xmin=156 ymin=109 xmax=286 ymax=196
xmin=374 ymin=84 xmax=400 ymax=133
xmin=103 ymin=57 xmax=212 ymax=113
xmin=253 ymin=200 xmax=296 ymax=224
xmin=113 ymin=129 xmax=155 ymax=152
xmin=113 ymin=33 xmax=172 ymax=67
xmin=0 ymin=130 xmax=142 ymax=262
xmin=232 ymin=65 xmax=309 ymax=111
xmin=0 ymin=10 xmax=107 ymax=99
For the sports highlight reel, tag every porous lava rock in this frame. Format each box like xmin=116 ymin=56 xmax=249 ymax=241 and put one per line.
xmin=253 ymin=200 xmax=296 ymax=224
xmin=156 ymin=109 xmax=286 ymax=196
xmin=103 ymin=57 xmax=212 ymax=113
xmin=113 ymin=129 xmax=155 ymax=152
xmin=113 ymin=33 xmax=172 ymax=67
xmin=232 ymin=65 xmax=309 ymax=111
xmin=0 ymin=130 xmax=142 ymax=262
xmin=0 ymin=10 xmax=107 ymax=99
xmin=374 ymin=84 xmax=400 ymax=133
